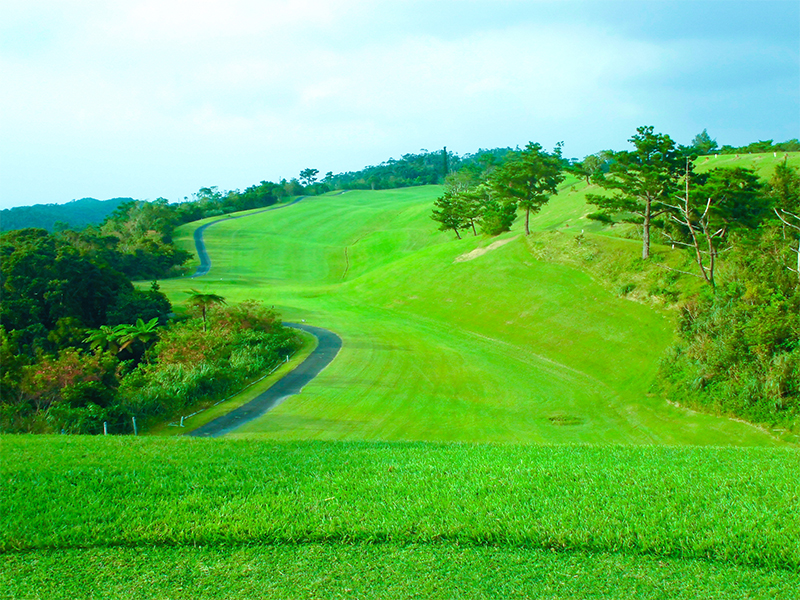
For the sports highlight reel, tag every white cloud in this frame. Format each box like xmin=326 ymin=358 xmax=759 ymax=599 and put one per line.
xmin=0 ymin=0 xmax=797 ymax=207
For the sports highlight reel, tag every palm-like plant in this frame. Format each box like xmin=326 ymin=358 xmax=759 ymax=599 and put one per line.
xmin=83 ymin=318 xmax=160 ymax=360
xmin=186 ymin=289 xmax=226 ymax=332
xmin=115 ymin=317 xmax=160 ymax=353
xmin=83 ymin=325 xmax=121 ymax=354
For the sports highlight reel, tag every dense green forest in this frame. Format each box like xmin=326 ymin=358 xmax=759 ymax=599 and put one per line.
xmin=0 ymin=248 xmax=299 ymax=434
xmin=0 ymin=175 xmax=304 ymax=433
xmin=0 ymin=220 xmax=298 ymax=433
xmin=0 ymin=197 xmax=131 ymax=233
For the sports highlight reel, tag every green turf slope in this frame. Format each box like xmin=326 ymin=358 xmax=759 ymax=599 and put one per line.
xmin=160 ymin=178 xmax=785 ymax=445
xmin=6 ymin=153 xmax=798 ymax=598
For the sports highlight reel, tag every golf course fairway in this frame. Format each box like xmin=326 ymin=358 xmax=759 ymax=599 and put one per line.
xmin=5 ymin=155 xmax=799 ymax=599
xmin=158 ymin=182 xmax=782 ymax=446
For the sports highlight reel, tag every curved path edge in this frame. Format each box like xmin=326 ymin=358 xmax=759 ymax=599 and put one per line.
xmin=191 ymin=196 xmax=306 ymax=278
xmin=188 ymin=323 xmax=342 ymax=437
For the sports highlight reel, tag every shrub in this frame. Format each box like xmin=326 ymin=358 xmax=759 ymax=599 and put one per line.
xmin=116 ymin=303 xmax=300 ymax=421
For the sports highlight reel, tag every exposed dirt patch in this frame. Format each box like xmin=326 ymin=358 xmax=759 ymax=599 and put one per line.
xmin=454 ymin=236 xmax=519 ymax=263
xmin=548 ymin=414 xmax=585 ymax=426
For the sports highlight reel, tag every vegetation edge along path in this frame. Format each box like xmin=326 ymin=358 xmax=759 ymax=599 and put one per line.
xmin=186 ymin=198 xmax=343 ymax=437
xmin=188 ymin=323 xmax=342 ymax=437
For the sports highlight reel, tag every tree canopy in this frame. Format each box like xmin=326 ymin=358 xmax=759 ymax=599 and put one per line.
xmin=491 ymin=142 xmax=565 ymax=235
xmin=186 ymin=290 xmax=227 ymax=332
xmin=587 ymin=126 xmax=684 ymax=259
xmin=664 ymin=164 xmax=767 ymax=287
xmin=689 ymin=129 xmax=719 ymax=155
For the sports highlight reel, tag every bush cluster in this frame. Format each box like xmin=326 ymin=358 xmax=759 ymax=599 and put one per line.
xmin=657 ymin=230 xmax=800 ymax=427
xmin=0 ymin=301 xmax=299 ymax=434
xmin=118 ymin=303 xmax=299 ymax=418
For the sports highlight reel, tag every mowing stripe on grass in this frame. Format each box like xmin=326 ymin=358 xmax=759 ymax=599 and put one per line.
xmin=191 ymin=196 xmax=308 ymax=277
xmin=160 ymin=185 xmax=788 ymax=445
xmin=3 ymin=437 xmax=798 ymax=570
xmin=4 ymin=544 xmax=799 ymax=599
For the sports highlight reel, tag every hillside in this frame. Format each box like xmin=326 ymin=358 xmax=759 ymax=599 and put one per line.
xmin=152 ymin=153 xmax=800 ymax=445
xmin=0 ymin=197 xmax=131 ymax=232
xmin=5 ymin=152 xmax=800 ymax=598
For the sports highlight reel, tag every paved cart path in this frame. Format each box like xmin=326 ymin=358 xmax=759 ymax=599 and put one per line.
xmin=188 ymin=323 xmax=342 ymax=437
xmin=186 ymin=196 xmax=343 ymax=437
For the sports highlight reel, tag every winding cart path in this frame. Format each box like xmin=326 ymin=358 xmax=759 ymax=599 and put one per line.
xmin=186 ymin=197 xmax=342 ymax=437
xmin=191 ymin=196 xmax=306 ymax=277
xmin=188 ymin=323 xmax=342 ymax=437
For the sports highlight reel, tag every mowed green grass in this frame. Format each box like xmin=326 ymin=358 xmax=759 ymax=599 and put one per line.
xmin=693 ymin=150 xmax=800 ymax=177
xmin=157 ymin=159 xmax=795 ymax=445
xmin=7 ymin=545 xmax=798 ymax=600
xmin=7 ymin=546 xmax=799 ymax=600
xmin=2 ymin=437 xmax=799 ymax=598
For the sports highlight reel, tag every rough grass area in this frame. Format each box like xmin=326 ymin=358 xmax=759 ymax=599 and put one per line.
xmin=2 ymin=437 xmax=799 ymax=597
xmin=525 ymin=230 xmax=705 ymax=307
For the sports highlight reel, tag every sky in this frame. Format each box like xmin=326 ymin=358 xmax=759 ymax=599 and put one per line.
xmin=0 ymin=0 xmax=798 ymax=209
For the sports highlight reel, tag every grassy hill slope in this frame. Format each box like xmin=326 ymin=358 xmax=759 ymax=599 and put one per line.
xmin=6 ymin=153 xmax=800 ymax=598
xmin=156 ymin=159 xmax=797 ymax=445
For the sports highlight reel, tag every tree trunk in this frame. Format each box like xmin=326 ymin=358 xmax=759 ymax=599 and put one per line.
xmin=454 ymin=228 xmax=461 ymax=240
xmin=705 ymin=234 xmax=716 ymax=289
xmin=678 ymin=170 xmax=715 ymax=289
xmin=525 ymin=207 xmax=531 ymax=236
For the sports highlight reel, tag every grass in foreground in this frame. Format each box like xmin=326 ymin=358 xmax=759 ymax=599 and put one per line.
xmin=2 ymin=437 xmax=798 ymax=567
xmin=5 ymin=544 xmax=799 ymax=599
xmin=2 ymin=437 xmax=798 ymax=598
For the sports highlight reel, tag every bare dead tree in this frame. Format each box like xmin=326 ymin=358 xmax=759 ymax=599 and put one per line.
xmin=773 ymin=208 xmax=800 ymax=282
xmin=660 ymin=159 xmax=727 ymax=288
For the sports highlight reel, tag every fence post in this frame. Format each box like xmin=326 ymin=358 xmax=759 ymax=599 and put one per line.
xmin=132 ymin=416 xmax=138 ymax=436
xmin=103 ymin=422 xmax=108 ymax=435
